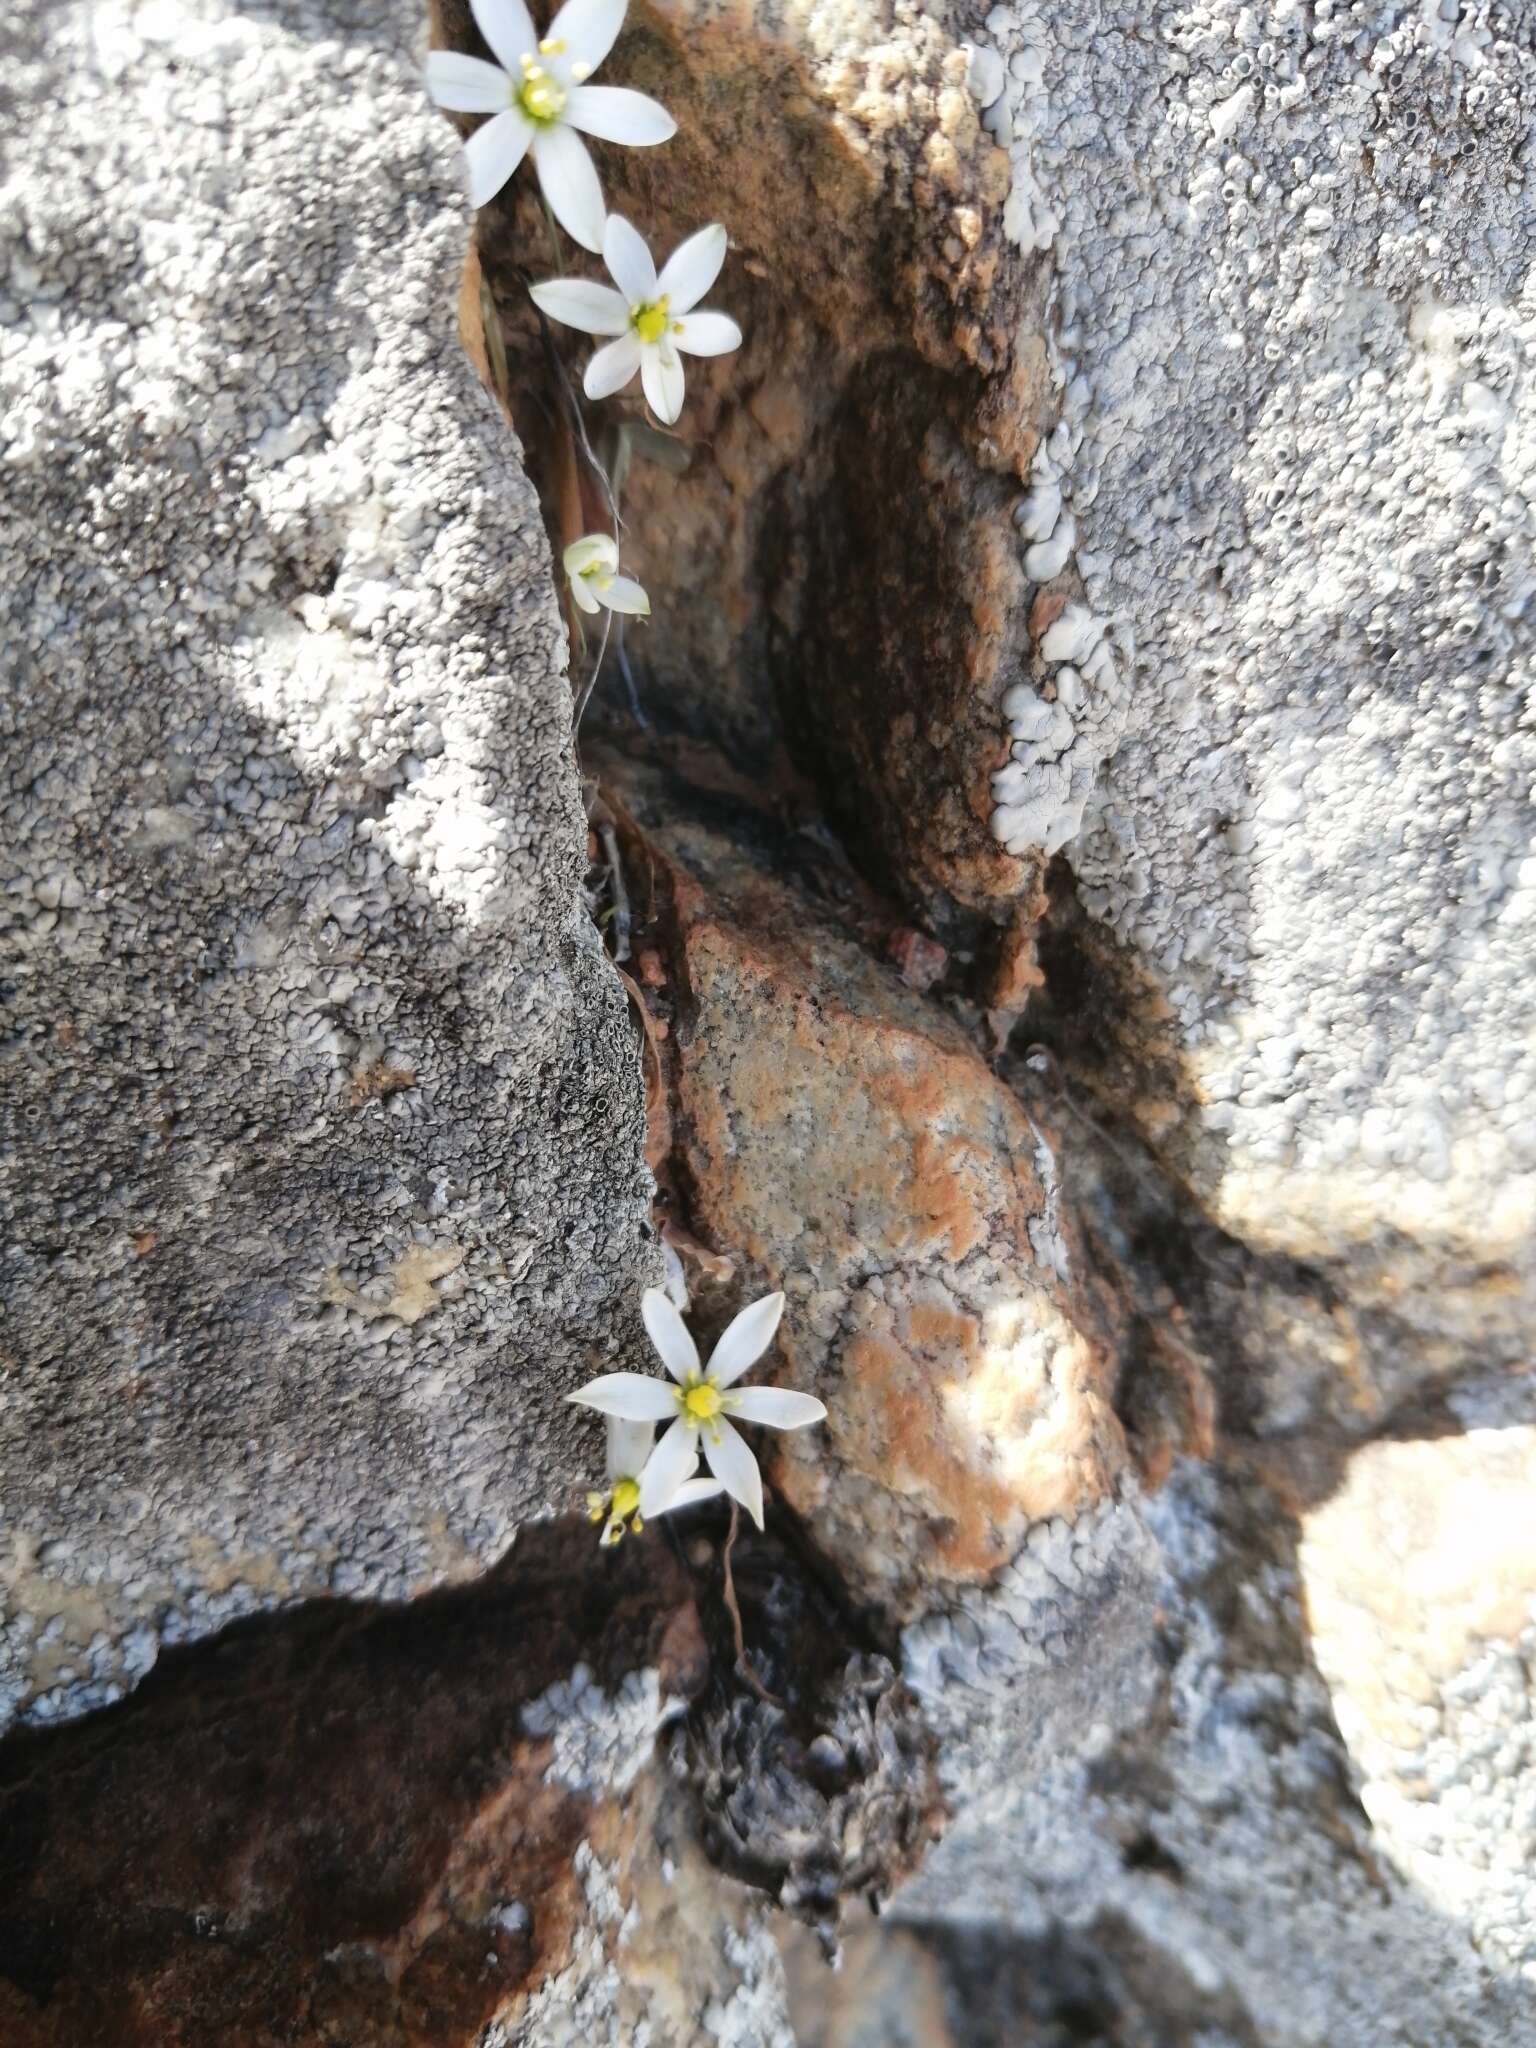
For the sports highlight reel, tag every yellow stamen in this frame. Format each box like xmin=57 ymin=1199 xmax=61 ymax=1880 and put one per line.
xmin=538 ymin=35 xmax=567 ymax=52
xmin=632 ymin=296 xmax=672 ymax=346
xmin=683 ymin=1381 xmax=722 ymax=1423
xmin=517 ymin=62 xmax=567 ymax=123
xmin=611 ymin=1476 xmax=641 ymax=1520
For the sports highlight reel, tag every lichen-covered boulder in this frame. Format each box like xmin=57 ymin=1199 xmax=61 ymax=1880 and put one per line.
xmin=0 ymin=0 xmax=650 ymax=1732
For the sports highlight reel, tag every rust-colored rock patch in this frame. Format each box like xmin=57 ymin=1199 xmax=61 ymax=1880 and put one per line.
xmin=603 ymin=758 xmax=1128 ymax=1612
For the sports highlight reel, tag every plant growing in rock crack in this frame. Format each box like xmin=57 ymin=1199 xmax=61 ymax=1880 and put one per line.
xmin=425 ymin=0 xmax=745 ymax=722
xmin=428 ymin=7 xmax=766 ymax=1529
xmin=570 ymin=1289 xmax=826 ymax=1531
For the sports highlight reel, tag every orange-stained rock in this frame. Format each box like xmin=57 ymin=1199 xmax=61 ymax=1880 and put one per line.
xmin=604 ymin=759 xmax=1128 ymax=1613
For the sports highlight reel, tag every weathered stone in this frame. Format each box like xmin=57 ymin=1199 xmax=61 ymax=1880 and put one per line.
xmin=7 ymin=0 xmax=1536 ymax=2042
xmin=1299 ymin=1429 xmax=1536 ymax=1982
xmin=0 ymin=0 xmax=651 ymax=1735
xmin=975 ymin=0 xmax=1536 ymax=1400
xmin=877 ymin=1463 xmax=1535 ymax=2047
xmin=0 ymin=1520 xmax=708 ymax=2045
xmin=599 ymin=756 xmax=1127 ymax=1613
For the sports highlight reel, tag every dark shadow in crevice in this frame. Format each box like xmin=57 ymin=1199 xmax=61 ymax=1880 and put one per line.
xmin=0 ymin=1517 xmax=701 ymax=2045
xmin=437 ymin=0 xmax=1049 ymax=939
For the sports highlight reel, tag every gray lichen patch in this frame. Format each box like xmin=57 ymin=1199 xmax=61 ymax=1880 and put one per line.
xmin=522 ymin=1660 xmax=688 ymax=1792
xmin=894 ymin=1466 xmax=1535 ymax=2046
xmin=0 ymin=0 xmax=653 ymax=1734
xmin=971 ymin=0 xmax=1536 ymax=1316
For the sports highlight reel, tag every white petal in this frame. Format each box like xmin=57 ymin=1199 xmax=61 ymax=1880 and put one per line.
xmin=672 ymin=311 xmax=741 ymax=358
xmin=702 ymin=1419 xmax=764 ymax=1529
xmin=529 ymin=277 xmax=630 ymax=336
xmin=639 ymin=1416 xmax=702 ymax=1517
xmin=727 ymin=1386 xmax=827 ymax=1430
xmin=564 ymin=84 xmax=676 ymax=146
xmin=641 ymin=1286 xmax=699 ymax=1381
xmin=530 ymin=123 xmax=606 ymax=253
xmin=583 ymin=331 xmax=643 ymax=401
xmin=464 ymin=107 xmax=532 ymax=208
xmin=470 ymin=0 xmax=537 ymax=72
xmin=656 ymin=223 xmax=727 ymax=313
xmin=602 ymin=212 xmax=657 ymax=304
xmin=569 ymin=574 xmax=601 ymax=614
xmin=567 ymin=1371 xmax=678 ymax=1421
xmin=598 ymin=574 xmax=650 ymax=617
xmin=661 ymin=1239 xmax=690 ymax=1311
xmin=606 ymin=1415 xmax=654 ymax=1481
xmin=640 ymin=345 xmax=685 ymax=425
xmin=564 ymin=532 xmax=619 ymax=576
xmin=545 ymin=0 xmax=626 ymax=73
xmin=707 ymin=1290 xmax=785 ymax=1387
xmin=657 ymin=1476 xmax=727 ymax=1514
xmin=426 ymin=50 xmax=513 ymax=112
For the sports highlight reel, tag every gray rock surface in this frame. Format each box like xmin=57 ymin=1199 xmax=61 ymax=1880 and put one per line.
xmin=0 ymin=0 xmax=650 ymax=1732
xmin=980 ymin=0 xmax=1536 ymax=1368
xmin=3 ymin=0 xmax=1534 ymax=2041
xmin=850 ymin=1462 xmax=1534 ymax=2047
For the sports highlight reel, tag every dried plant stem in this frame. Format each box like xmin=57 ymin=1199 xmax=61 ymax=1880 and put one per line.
xmin=596 ymin=818 xmax=630 ymax=963
xmin=722 ymin=1502 xmax=782 ymax=1708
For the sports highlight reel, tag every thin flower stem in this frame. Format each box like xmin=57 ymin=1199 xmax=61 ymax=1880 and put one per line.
xmin=722 ymin=1502 xmax=782 ymax=1709
xmin=573 ymin=605 xmax=613 ymax=729
xmin=615 ymin=626 xmax=648 ymax=729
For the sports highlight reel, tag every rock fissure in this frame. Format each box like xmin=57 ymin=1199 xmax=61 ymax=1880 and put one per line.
xmin=7 ymin=0 xmax=1536 ymax=2039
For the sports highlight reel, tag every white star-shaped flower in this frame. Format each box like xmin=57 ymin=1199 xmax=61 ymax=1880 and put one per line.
xmin=426 ymin=0 xmax=675 ymax=249
xmin=563 ymin=533 xmax=649 ymax=616
xmin=569 ymin=1288 xmax=826 ymax=1529
xmin=530 ymin=214 xmax=742 ymax=425
xmin=585 ymin=1416 xmax=722 ymax=1547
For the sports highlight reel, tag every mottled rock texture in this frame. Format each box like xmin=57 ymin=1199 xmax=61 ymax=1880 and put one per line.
xmin=1299 ymin=1428 xmax=1536 ymax=1982
xmin=0 ymin=0 xmax=651 ymax=1734
xmin=6 ymin=0 xmax=1536 ymax=2041
xmin=861 ymin=1462 xmax=1536 ymax=2048
xmin=973 ymin=0 xmax=1536 ymax=1388
xmin=599 ymin=755 xmax=1129 ymax=1614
